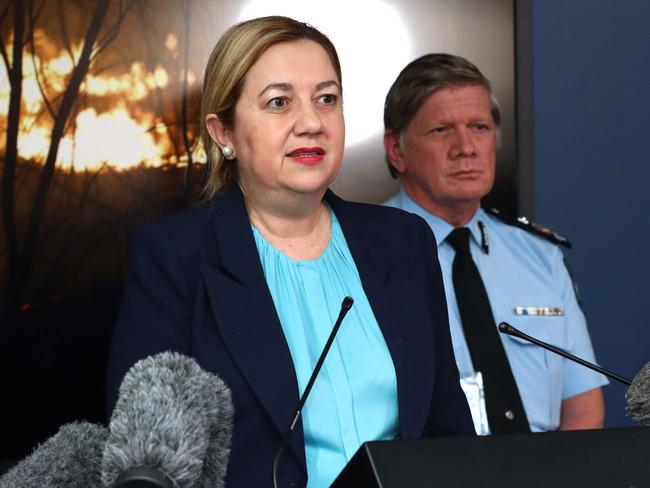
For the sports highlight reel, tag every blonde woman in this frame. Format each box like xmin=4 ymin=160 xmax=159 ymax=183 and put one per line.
xmin=106 ymin=16 xmax=473 ymax=488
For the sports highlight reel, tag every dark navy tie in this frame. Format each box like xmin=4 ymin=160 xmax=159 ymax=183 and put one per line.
xmin=447 ymin=227 xmax=530 ymax=433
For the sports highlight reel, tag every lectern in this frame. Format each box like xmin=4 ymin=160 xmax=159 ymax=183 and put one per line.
xmin=332 ymin=427 xmax=650 ymax=487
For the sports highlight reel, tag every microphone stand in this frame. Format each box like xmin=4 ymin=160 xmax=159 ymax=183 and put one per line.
xmin=498 ymin=322 xmax=631 ymax=385
xmin=272 ymin=297 xmax=354 ymax=488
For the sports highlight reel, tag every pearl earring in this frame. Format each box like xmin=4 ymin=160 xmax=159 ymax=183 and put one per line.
xmin=221 ymin=146 xmax=234 ymax=159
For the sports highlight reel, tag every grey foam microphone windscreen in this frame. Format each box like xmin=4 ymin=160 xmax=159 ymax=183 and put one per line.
xmin=626 ymin=361 xmax=650 ymax=427
xmin=101 ymin=351 xmax=233 ymax=488
xmin=0 ymin=421 xmax=108 ymax=488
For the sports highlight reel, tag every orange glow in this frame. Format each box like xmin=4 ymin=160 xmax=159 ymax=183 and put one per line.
xmin=21 ymin=69 xmax=44 ymax=113
xmin=17 ymin=126 xmax=50 ymax=161
xmin=166 ymin=33 xmax=178 ymax=53
xmin=185 ymin=70 xmax=196 ymax=85
xmin=2 ymin=30 xmax=187 ymax=172
xmin=57 ymin=105 xmax=169 ymax=171
xmin=0 ymin=66 xmax=9 ymax=116
xmin=83 ymin=62 xmax=170 ymax=101
xmin=152 ymin=65 xmax=169 ymax=88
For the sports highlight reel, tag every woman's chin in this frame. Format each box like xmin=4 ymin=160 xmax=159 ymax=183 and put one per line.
xmin=287 ymin=181 xmax=331 ymax=196
xmin=282 ymin=172 xmax=338 ymax=196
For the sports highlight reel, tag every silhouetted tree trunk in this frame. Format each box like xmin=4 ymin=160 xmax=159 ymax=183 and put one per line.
xmin=2 ymin=0 xmax=118 ymax=318
xmin=1 ymin=0 xmax=26 ymax=318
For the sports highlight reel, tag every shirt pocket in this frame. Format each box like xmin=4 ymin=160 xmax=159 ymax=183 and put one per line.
xmin=503 ymin=314 xmax=570 ymax=351
xmin=500 ymin=315 xmax=568 ymax=430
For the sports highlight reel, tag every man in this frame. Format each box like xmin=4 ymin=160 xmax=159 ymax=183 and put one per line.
xmin=383 ymin=53 xmax=607 ymax=433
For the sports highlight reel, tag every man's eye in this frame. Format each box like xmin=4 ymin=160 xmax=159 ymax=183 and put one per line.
xmin=432 ymin=126 xmax=447 ymax=134
xmin=268 ymin=97 xmax=288 ymax=108
xmin=473 ymin=123 xmax=490 ymax=131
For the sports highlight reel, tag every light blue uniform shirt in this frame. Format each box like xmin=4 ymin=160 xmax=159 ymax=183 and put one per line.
xmin=252 ymin=209 xmax=398 ymax=487
xmin=385 ymin=189 xmax=607 ymax=432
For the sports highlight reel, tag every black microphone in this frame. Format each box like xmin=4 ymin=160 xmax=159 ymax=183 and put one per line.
xmin=101 ymin=351 xmax=234 ymax=488
xmin=498 ymin=322 xmax=632 ymax=385
xmin=0 ymin=421 xmax=108 ymax=488
xmin=626 ymin=361 xmax=650 ymax=427
xmin=272 ymin=296 xmax=354 ymax=488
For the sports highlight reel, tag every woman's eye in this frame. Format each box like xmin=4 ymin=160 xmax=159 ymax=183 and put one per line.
xmin=318 ymin=94 xmax=338 ymax=105
xmin=267 ymin=97 xmax=288 ymax=109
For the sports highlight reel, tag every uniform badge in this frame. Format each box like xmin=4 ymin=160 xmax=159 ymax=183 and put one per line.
xmin=478 ymin=221 xmax=489 ymax=254
xmin=514 ymin=306 xmax=565 ymax=316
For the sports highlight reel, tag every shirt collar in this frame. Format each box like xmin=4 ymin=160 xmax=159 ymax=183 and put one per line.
xmin=395 ymin=188 xmax=486 ymax=249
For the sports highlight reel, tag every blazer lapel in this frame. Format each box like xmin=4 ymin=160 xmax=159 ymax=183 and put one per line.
xmin=199 ymin=184 xmax=306 ymax=469
xmin=326 ymin=190 xmax=435 ymax=439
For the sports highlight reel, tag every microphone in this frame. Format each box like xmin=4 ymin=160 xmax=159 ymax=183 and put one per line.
xmin=272 ymin=296 xmax=354 ymax=488
xmin=101 ymin=351 xmax=234 ymax=488
xmin=626 ymin=361 xmax=650 ymax=427
xmin=0 ymin=421 xmax=108 ymax=488
xmin=498 ymin=322 xmax=632 ymax=385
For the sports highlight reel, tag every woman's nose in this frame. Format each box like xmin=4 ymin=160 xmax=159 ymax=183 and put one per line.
xmin=294 ymin=102 xmax=323 ymax=135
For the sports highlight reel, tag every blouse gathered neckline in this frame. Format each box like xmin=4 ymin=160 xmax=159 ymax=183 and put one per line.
xmin=251 ymin=207 xmax=399 ymax=488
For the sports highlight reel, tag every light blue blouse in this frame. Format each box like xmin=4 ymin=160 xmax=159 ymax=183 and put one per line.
xmin=252 ymin=208 xmax=398 ymax=488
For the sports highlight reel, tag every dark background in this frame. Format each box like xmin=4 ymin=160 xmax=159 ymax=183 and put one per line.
xmin=522 ymin=0 xmax=650 ymax=428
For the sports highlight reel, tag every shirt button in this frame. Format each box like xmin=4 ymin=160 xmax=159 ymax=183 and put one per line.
xmin=505 ymin=410 xmax=514 ymax=420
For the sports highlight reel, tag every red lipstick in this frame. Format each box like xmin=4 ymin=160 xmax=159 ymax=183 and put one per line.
xmin=286 ymin=147 xmax=325 ymax=165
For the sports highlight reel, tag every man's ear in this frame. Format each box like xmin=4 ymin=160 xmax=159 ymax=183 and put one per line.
xmin=384 ymin=129 xmax=407 ymax=175
xmin=205 ymin=113 xmax=232 ymax=149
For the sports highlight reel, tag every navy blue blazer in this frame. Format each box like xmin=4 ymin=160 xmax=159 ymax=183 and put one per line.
xmin=106 ymin=183 xmax=473 ymax=487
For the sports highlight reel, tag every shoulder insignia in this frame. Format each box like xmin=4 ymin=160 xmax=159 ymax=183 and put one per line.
xmin=564 ymin=258 xmax=584 ymax=309
xmin=484 ymin=208 xmax=572 ymax=249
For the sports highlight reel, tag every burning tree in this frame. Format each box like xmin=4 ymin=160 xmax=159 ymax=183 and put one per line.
xmin=0 ymin=0 xmax=203 ymax=319
xmin=2 ymin=0 xmax=129 ymax=317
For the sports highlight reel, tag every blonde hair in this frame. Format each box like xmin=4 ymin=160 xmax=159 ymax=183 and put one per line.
xmin=199 ymin=16 xmax=342 ymax=200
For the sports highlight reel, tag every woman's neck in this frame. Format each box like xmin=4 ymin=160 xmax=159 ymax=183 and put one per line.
xmin=245 ymin=192 xmax=332 ymax=261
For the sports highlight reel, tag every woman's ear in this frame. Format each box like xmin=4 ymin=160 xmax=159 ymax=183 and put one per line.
xmin=205 ymin=113 xmax=232 ymax=149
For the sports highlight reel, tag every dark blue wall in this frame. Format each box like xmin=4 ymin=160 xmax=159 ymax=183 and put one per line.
xmin=532 ymin=0 xmax=650 ymax=427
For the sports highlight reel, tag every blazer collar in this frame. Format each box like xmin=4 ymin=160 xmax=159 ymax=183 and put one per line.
xmin=204 ymin=183 xmax=264 ymax=285
xmin=200 ymin=183 xmax=306 ymax=470
xmin=205 ymin=186 xmax=391 ymax=287
xmin=323 ymin=189 xmax=391 ymax=285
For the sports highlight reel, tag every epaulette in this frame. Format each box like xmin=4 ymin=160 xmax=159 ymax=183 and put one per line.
xmin=484 ymin=208 xmax=572 ymax=249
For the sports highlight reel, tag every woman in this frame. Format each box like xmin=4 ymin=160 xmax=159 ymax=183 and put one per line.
xmin=106 ymin=16 xmax=473 ymax=487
